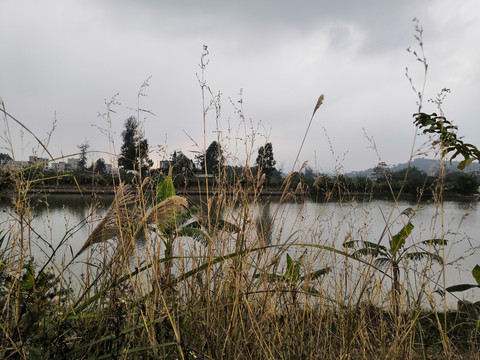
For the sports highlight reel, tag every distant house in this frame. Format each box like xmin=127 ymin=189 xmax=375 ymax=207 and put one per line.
xmin=29 ymin=156 xmax=49 ymax=170
xmin=51 ymin=161 xmax=67 ymax=171
xmin=67 ymin=158 xmax=79 ymax=170
xmin=14 ymin=160 xmax=29 ymax=169
xmin=158 ymin=160 xmax=170 ymax=172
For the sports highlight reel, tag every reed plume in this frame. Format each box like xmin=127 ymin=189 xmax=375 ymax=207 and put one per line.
xmin=74 ymin=182 xmax=188 ymax=260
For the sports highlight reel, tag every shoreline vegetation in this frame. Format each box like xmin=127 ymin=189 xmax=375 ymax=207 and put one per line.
xmin=1 ymin=22 xmax=480 ymax=359
xmin=26 ymin=183 xmax=479 ymax=201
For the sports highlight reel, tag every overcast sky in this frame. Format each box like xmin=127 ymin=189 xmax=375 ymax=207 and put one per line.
xmin=1 ymin=0 xmax=479 ymax=172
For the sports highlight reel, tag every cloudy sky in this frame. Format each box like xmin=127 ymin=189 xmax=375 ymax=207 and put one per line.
xmin=1 ymin=0 xmax=479 ymax=172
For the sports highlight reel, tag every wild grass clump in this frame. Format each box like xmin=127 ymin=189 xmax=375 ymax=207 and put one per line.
xmin=1 ymin=20 xmax=480 ymax=359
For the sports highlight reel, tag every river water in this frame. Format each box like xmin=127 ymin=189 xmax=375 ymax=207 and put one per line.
xmin=1 ymin=194 xmax=479 ymax=307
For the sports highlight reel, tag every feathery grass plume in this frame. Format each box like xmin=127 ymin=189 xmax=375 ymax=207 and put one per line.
xmin=312 ymin=94 xmax=325 ymax=117
xmin=74 ymin=181 xmax=188 ymax=260
xmin=74 ymin=183 xmax=138 ymax=259
xmin=143 ymin=195 xmax=188 ymax=233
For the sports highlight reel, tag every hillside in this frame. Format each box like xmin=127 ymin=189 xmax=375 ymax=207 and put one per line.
xmin=346 ymin=158 xmax=480 ymax=178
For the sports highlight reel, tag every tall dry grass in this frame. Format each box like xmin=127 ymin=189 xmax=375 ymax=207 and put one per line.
xmin=0 ymin=21 xmax=479 ymax=359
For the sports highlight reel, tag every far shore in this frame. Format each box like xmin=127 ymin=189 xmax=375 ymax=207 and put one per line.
xmin=25 ymin=185 xmax=478 ymax=202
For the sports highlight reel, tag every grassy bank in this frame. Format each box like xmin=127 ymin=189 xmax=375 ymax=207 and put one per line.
xmin=1 ymin=166 xmax=479 ymax=359
xmin=1 ymin=23 xmax=480 ymax=359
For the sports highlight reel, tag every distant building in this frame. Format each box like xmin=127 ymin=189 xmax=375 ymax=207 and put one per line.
xmin=158 ymin=160 xmax=170 ymax=172
xmin=51 ymin=161 xmax=67 ymax=171
xmin=14 ymin=160 xmax=29 ymax=169
xmin=28 ymin=156 xmax=49 ymax=170
xmin=67 ymin=158 xmax=79 ymax=170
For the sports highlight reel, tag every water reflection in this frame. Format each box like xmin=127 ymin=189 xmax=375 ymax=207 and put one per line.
xmin=0 ymin=194 xmax=479 ymax=307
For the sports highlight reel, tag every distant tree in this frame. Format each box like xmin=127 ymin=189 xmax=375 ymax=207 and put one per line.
xmin=256 ymin=142 xmax=276 ymax=183
xmin=372 ymin=161 xmax=391 ymax=182
xmin=453 ymin=172 xmax=479 ymax=195
xmin=93 ymin=158 xmax=107 ymax=175
xmin=195 ymin=141 xmax=223 ymax=173
xmin=171 ymin=151 xmax=193 ymax=176
xmin=77 ymin=142 xmax=89 ymax=171
xmin=0 ymin=153 xmax=12 ymax=165
xmin=170 ymin=150 xmax=194 ymax=186
xmin=118 ymin=116 xmax=153 ymax=173
xmin=304 ymin=166 xmax=316 ymax=187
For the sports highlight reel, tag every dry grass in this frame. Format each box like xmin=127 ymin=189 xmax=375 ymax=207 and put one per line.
xmin=0 ymin=22 xmax=479 ymax=359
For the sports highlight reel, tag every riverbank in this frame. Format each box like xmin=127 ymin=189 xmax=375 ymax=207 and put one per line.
xmin=26 ymin=184 xmax=479 ymax=203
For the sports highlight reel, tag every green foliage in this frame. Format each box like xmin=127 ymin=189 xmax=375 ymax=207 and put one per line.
xmin=344 ymin=211 xmax=446 ymax=312
xmin=118 ymin=116 xmax=153 ymax=173
xmin=447 ymin=265 xmax=480 ymax=293
xmin=257 ymin=251 xmax=331 ymax=293
xmin=77 ymin=141 xmax=89 ymax=171
xmin=413 ymin=112 xmax=480 ymax=169
xmin=156 ymin=175 xmax=176 ymax=202
xmin=0 ymin=253 xmax=72 ymax=358
xmin=389 ymin=222 xmax=414 ymax=255
xmin=453 ymin=172 xmax=479 ymax=195
xmin=196 ymin=140 xmax=223 ymax=173
xmin=0 ymin=152 xmax=12 ymax=165
xmin=256 ymin=142 xmax=277 ymax=183
xmin=170 ymin=150 xmax=194 ymax=185
xmin=372 ymin=162 xmax=391 ymax=182
xmin=446 ymin=265 xmax=480 ymax=332
xmin=93 ymin=157 xmax=107 ymax=175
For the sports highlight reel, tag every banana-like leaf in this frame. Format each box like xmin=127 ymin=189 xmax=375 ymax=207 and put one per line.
xmin=374 ymin=257 xmax=390 ymax=268
xmin=300 ymin=267 xmax=331 ymax=281
xmin=156 ymin=175 xmax=175 ymax=203
xmin=343 ymin=240 xmax=388 ymax=257
xmin=390 ymin=222 xmax=414 ymax=255
xmin=417 ymin=238 xmax=448 ymax=246
xmin=405 ymin=251 xmax=443 ymax=264
xmin=473 ymin=264 xmax=480 ymax=286
xmin=187 ymin=217 xmax=240 ymax=235
xmin=446 ymin=284 xmax=480 ymax=293
xmin=177 ymin=226 xmax=209 ymax=246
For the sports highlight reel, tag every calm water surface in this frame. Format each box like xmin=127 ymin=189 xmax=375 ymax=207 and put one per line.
xmin=1 ymin=194 xmax=479 ymax=305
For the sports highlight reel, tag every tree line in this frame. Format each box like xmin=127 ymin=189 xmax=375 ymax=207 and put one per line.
xmin=3 ymin=115 xmax=478 ymax=196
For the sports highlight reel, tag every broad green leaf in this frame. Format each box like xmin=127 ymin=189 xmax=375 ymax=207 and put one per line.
xmin=343 ymin=240 xmax=359 ymax=248
xmin=405 ymin=252 xmax=443 ymax=264
xmin=343 ymin=240 xmax=388 ymax=257
xmin=472 ymin=264 xmax=480 ymax=286
xmin=457 ymin=159 xmax=472 ymax=170
xmin=156 ymin=176 xmax=175 ymax=202
xmin=374 ymin=257 xmax=390 ymax=268
xmin=446 ymin=284 xmax=480 ymax=293
xmin=390 ymin=222 xmax=414 ymax=255
xmin=286 ymin=253 xmax=293 ymax=269
xmin=418 ymin=238 xmax=447 ymax=246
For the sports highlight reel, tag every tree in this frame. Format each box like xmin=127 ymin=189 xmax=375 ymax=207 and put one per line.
xmin=77 ymin=142 xmax=89 ymax=171
xmin=453 ymin=172 xmax=479 ymax=195
xmin=0 ymin=153 xmax=12 ymax=165
xmin=256 ymin=142 xmax=276 ymax=183
xmin=372 ymin=161 xmax=391 ymax=182
xmin=195 ymin=141 xmax=223 ymax=174
xmin=171 ymin=151 xmax=193 ymax=175
xmin=93 ymin=158 xmax=107 ymax=175
xmin=118 ymin=116 xmax=152 ymax=173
